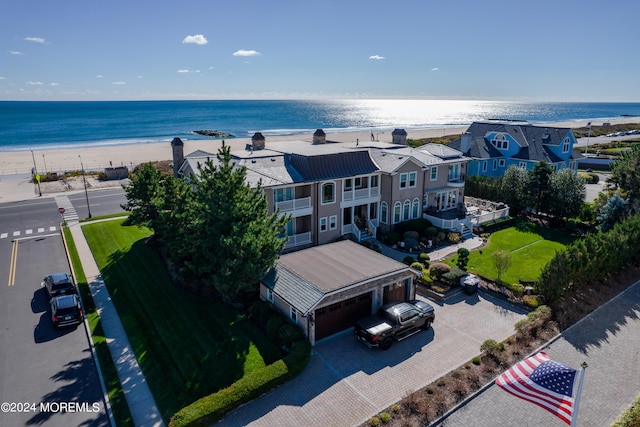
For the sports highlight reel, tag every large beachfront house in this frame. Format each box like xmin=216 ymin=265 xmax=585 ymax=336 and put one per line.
xmin=448 ymin=121 xmax=583 ymax=178
xmin=173 ymin=129 xmax=471 ymax=252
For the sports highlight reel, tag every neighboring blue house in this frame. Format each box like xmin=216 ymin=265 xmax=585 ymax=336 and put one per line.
xmin=449 ymin=121 xmax=584 ymax=178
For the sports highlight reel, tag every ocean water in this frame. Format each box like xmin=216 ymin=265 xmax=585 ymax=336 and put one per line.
xmin=1 ymin=99 xmax=640 ymax=152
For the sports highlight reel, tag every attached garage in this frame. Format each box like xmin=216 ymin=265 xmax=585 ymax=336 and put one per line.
xmin=260 ymin=240 xmax=419 ymax=345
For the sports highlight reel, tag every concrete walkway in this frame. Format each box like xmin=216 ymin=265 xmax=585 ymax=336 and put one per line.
xmin=379 ymin=235 xmax=484 ymax=263
xmin=69 ymin=221 xmax=164 ymax=427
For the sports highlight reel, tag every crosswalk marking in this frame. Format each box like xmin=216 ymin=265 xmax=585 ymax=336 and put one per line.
xmin=54 ymin=195 xmax=79 ymax=223
xmin=1 ymin=226 xmax=57 ymax=239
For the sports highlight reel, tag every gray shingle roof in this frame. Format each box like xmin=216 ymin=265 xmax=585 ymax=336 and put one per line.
xmin=262 ymin=240 xmax=416 ymax=314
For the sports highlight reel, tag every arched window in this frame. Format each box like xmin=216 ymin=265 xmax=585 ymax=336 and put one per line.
xmin=381 ymin=202 xmax=388 ymax=224
xmin=412 ymin=198 xmax=420 ymax=219
xmin=321 ymin=182 xmax=335 ymax=204
xmin=403 ymin=200 xmax=411 ymax=221
xmin=393 ymin=202 xmax=401 ymax=223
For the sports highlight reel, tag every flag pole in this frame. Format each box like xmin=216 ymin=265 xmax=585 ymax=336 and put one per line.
xmin=585 ymin=122 xmax=592 ymax=154
xmin=570 ymin=361 xmax=588 ymax=427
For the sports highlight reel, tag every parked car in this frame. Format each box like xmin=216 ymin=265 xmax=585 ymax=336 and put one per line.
xmin=354 ymin=300 xmax=435 ymax=350
xmin=50 ymin=294 xmax=83 ymax=328
xmin=42 ymin=272 xmax=76 ymax=298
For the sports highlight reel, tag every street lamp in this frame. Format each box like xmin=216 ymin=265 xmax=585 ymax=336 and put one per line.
xmin=78 ymin=155 xmax=92 ymax=218
xmin=30 ymin=150 xmax=42 ymax=197
xmin=42 ymin=154 xmax=48 ymax=174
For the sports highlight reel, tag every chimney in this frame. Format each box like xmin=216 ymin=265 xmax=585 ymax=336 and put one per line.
xmin=460 ymin=132 xmax=472 ymax=154
xmin=251 ymin=132 xmax=265 ymax=150
xmin=392 ymin=128 xmax=407 ymax=145
xmin=313 ymin=129 xmax=326 ymax=144
xmin=170 ymin=137 xmax=184 ymax=177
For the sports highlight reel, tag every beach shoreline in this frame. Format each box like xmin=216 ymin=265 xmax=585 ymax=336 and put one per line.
xmin=1 ymin=118 xmax=638 ymax=176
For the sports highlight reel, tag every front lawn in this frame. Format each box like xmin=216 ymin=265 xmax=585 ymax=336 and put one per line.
xmin=449 ymin=223 xmax=574 ymax=284
xmin=82 ymin=219 xmax=281 ymax=421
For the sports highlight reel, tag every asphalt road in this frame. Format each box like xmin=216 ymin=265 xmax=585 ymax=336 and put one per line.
xmin=0 ymin=189 xmax=125 ymax=426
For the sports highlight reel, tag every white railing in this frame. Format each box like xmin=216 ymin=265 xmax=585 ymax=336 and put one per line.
xmin=423 ymin=214 xmax=465 ymax=234
xmin=367 ymin=218 xmax=377 ymax=241
xmin=283 ymin=231 xmax=312 ymax=249
xmin=342 ymin=186 xmax=380 ymax=201
xmin=468 ymin=207 xmax=510 ymax=225
xmin=351 ymin=222 xmax=362 ymax=241
xmin=275 ymin=196 xmax=311 ymax=212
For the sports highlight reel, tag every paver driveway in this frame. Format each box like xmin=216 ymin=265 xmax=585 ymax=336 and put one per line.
xmin=218 ymin=291 xmax=528 ymax=427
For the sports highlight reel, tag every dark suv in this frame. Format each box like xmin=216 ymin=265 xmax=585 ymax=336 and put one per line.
xmin=50 ymin=294 xmax=83 ymax=328
xmin=42 ymin=273 xmax=76 ymax=299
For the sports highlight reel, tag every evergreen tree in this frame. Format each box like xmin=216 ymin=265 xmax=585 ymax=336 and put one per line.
xmin=500 ymin=166 xmax=529 ymax=215
xmin=548 ymin=169 xmax=586 ymax=219
xmin=183 ymin=145 xmax=290 ymax=300
xmin=607 ymin=145 xmax=640 ymax=217
xmin=528 ymin=161 xmax=553 ymax=214
xmin=121 ymin=163 xmax=163 ymax=230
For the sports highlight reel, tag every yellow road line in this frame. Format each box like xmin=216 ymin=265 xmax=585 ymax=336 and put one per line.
xmin=8 ymin=240 xmax=18 ymax=286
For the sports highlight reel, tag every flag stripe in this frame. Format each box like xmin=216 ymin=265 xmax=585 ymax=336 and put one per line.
xmin=496 ymin=351 xmax=575 ymax=425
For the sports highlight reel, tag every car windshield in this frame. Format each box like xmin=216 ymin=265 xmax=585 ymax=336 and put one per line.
xmin=56 ymin=307 xmax=78 ymax=316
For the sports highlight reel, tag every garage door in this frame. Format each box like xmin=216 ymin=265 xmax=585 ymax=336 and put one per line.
xmin=383 ymin=282 xmax=406 ymax=304
xmin=315 ymin=292 xmax=372 ymax=340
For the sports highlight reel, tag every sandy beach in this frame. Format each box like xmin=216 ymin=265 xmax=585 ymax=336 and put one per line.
xmin=1 ymin=118 xmax=638 ymax=177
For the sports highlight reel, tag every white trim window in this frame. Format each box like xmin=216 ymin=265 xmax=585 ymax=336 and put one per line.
xmin=400 ymin=173 xmax=408 ymax=189
xmin=408 ymin=171 xmax=417 ymax=188
xmin=482 ymin=161 xmax=488 ymax=172
xmin=562 ymin=138 xmax=570 ymax=153
xmin=319 ymin=217 xmax=327 ymax=232
xmin=499 ymin=159 xmax=505 ymax=167
xmin=430 ymin=166 xmax=438 ymax=181
xmin=267 ymin=289 xmax=274 ymax=303
xmin=393 ymin=202 xmax=401 ymax=223
xmin=403 ymin=200 xmax=411 ymax=221
xmin=412 ymin=198 xmax=420 ymax=219
xmin=290 ymin=307 xmax=298 ymax=323
xmin=491 ymin=134 xmax=509 ymax=149
xmin=493 ymin=159 xmax=497 ymax=170
xmin=381 ymin=202 xmax=388 ymax=224
xmin=519 ymin=161 xmax=527 ymax=169
xmin=329 ymin=215 xmax=337 ymax=230
xmin=321 ymin=182 xmax=335 ymax=204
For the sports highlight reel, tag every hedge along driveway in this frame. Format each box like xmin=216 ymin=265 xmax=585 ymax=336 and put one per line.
xmin=453 ymin=224 xmax=575 ymax=284
xmin=82 ymin=219 xmax=281 ymax=421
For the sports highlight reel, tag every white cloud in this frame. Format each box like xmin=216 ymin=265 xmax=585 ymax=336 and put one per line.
xmin=233 ymin=49 xmax=260 ymax=57
xmin=0 ymin=76 xmax=6 ymax=80
xmin=96 ymin=74 xmax=104 ymax=78
xmin=182 ymin=35 xmax=208 ymax=45
xmin=369 ymin=55 xmax=385 ymax=60
xmin=10 ymin=51 xmax=25 ymax=55
xmin=26 ymin=81 xmax=44 ymax=85
xmin=50 ymin=82 xmax=59 ymax=86
xmin=25 ymin=37 xmax=46 ymax=44
xmin=112 ymin=81 xmax=126 ymax=85
xmin=431 ymin=67 xmax=439 ymax=71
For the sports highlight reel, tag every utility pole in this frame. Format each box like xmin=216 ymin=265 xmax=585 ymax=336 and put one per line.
xmin=79 ymin=155 xmax=92 ymax=218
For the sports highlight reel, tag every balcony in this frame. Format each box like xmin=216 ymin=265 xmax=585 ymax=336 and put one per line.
xmin=275 ymin=197 xmax=312 ymax=217
xmin=283 ymin=231 xmax=312 ymax=249
xmin=447 ymin=174 xmax=465 ymax=188
xmin=342 ymin=186 xmax=380 ymax=202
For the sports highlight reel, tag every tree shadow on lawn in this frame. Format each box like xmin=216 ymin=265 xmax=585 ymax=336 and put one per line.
xmin=97 ymin=240 xmax=279 ymax=420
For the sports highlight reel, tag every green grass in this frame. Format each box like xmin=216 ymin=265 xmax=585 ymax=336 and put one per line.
xmin=448 ymin=223 xmax=574 ymax=284
xmin=81 ymin=219 xmax=281 ymax=421
xmin=63 ymin=226 xmax=134 ymax=427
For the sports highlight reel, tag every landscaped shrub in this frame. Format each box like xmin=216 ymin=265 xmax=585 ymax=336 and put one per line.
xmin=418 ymin=252 xmax=430 ymax=263
xmin=278 ymin=322 xmax=305 ymax=348
xmin=471 ymin=357 xmax=481 ymax=365
xmin=402 ymin=256 xmax=415 ymax=265
xmin=410 ymin=262 xmax=424 ymax=272
xmin=429 ymin=262 xmax=451 ymax=279
xmin=266 ymin=316 xmax=287 ymax=344
xmin=384 ymin=231 xmax=402 ymax=245
xmin=456 ymin=248 xmax=469 ymax=270
xmin=394 ymin=218 xmax=432 ymax=235
xmin=368 ymin=416 xmax=380 ymax=427
xmin=403 ymin=230 xmax=420 ymax=241
xmin=447 ymin=232 xmax=462 ymax=243
xmin=379 ymin=412 xmax=391 ymax=424
xmin=441 ymin=267 xmax=467 ymax=286
xmin=403 ymin=236 xmax=420 ymax=249
xmin=425 ymin=226 xmax=438 ymax=237
xmin=522 ymin=294 xmax=541 ymax=308
xmin=249 ymin=300 xmax=275 ymax=326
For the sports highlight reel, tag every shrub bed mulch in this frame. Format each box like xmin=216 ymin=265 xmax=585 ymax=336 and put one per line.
xmin=362 ymin=264 xmax=640 ymax=427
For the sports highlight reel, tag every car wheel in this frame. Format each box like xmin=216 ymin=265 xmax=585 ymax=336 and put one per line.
xmin=422 ymin=319 xmax=433 ymax=330
xmin=381 ymin=338 xmax=393 ymax=350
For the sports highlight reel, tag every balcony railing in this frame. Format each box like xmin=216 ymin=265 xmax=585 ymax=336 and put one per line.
xmin=342 ymin=186 xmax=380 ymax=201
xmin=275 ymin=196 xmax=311 ymax=212
xmin=283 ymin=231 xmax=312 ymax=249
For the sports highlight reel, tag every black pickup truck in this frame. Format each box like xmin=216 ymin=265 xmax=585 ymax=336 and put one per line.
xmin=354 ymin=300 xmax=435 ymax=350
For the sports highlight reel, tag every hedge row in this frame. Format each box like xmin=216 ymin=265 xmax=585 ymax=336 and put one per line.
xmin=169 ymin=312 xmax=311 ymax=427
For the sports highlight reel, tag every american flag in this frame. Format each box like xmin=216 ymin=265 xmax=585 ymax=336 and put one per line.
xmin=496 ymin=351 xmax=577 ymax=425
xmin=587 ymin=121 xmax=592 ymax=128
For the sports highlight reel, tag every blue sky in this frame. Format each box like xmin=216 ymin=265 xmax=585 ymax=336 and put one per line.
xmin=2 ymin=0 xmax=639 ymax=101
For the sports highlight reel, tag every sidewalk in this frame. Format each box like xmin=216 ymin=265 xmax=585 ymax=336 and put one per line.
xmin=69 ymin=221 xmax=164 ymax=427
xmin=378 ymin=235 xmax=484 ymax=263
